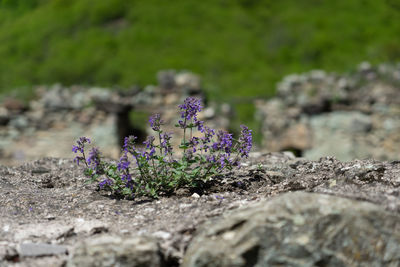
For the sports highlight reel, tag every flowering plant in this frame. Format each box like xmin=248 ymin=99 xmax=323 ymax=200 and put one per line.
xmin=72 ymin=97 xmax=252 ymax=199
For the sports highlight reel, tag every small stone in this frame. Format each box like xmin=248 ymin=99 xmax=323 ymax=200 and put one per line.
xmin=157 ymin=70 xmax=176 ymax=90
xmin=31 ymin=167 xmax=51 ymax=174
xmin=45 ymin=214 xmax=56 ymax=220
xmin=152 ymin=231 xmax=171 ymax=240
xmin=19 ymin=243 xmax=67 ymax=257
xmin=67 ymin=235 xmax=162 ymax=267
xmin=175 ymin=72 xmax=201 ymax=92
xmin=9 ymin=116 xmax=29 ymax=130
xmin=191 ymin=193 xmax=200 ymax=199
xmin=2 ymin=225 xmax=10 ymax=232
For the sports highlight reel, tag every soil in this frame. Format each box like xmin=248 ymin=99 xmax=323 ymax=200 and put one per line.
xmin=1 ymin=152 xmax=399 ymax=266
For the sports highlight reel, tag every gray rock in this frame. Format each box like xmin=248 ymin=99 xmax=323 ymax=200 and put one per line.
xmin=183 ymin=191 xmax=400 ymax=267
xmin=19 ymin=243 xmax=67 ymax=257
xmin=308 ymin=111 xmax=372 ymax=134
xmin=305 ymin=111 xmax=373 ymax=161
xmin=41 ymin=85 xmax=71 ymax=110
xmin=157 ymin=70 xmax=176 ymax=90
xmin=175 ymin=72 xmax=201 ymax=93
xmin=67 ymin=235 xmax=164 ymax=267
xmin=257 ymin=62 xmax=400 ymax=161
xmin=70 ymin=91 xmax=90 ymax=109
xmin=9 ymin=116 xmax=29 ymax=130
xmin=88 ymin=88 xmax=113 ymax=103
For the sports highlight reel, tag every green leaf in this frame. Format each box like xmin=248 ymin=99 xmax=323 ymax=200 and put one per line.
xmin=122 ymin=187 xmax=132 ymax=196
xmin=179 ymin=144 xmax=189 ymax=149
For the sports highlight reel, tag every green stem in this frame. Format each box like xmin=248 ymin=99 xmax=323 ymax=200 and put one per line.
xmin=158 ymin=132 xmax=163 ymax=155
xmin=82 ymin=151 xmax=89 ymax=168
xmin=182 ymin=114 xmax=187 ymax=155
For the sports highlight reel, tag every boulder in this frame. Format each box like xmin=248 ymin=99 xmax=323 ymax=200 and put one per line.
xmin=256 ymin=62 xmax=400 ymax=161
xmin=67 ymin=235 xmax=164 ymax=267
xmin=183 ymin=191 xmax=400 ymax=267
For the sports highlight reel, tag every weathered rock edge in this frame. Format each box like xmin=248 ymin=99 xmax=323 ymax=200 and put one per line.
xmin=183 ymin=191 xmax=400 ymax=267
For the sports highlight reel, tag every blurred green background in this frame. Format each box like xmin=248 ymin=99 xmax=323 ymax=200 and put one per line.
xmin=1 ymin=0 xmax=400 ymax=134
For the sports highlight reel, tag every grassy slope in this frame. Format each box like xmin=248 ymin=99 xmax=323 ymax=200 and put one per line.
xmin=0 ymin=0 xmax=400 ymax=131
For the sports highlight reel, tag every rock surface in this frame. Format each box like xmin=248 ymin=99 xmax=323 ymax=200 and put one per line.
xmin=19 ymin=243 xmax=67 ymax=257
xmin=68 ymin=235 xmax=163 ymax=267
xmin=183 ymin=191 xmax=400 ymax=267
xmin=0 ymin=153 xmax=400 ymax=266
xmin=256 ymin=62 xmax=400 ymax=161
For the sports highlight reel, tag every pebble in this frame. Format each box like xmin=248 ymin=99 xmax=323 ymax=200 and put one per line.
xmin=191 ymin=193 xmax=200 ymax=198
xmin=152 ymin=231 xmax=171 ymax=240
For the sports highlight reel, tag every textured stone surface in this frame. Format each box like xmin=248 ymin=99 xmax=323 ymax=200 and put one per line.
xmin=1 ymin=154 xmax=400 ymax=266
xmin=19 ymin=243 xmax=67 ymax=257
xmin=256 ymin=62 xmax=400 ymax=161
xmin=183 ymin=191 xmax=400 ymax=267
xmin=67 ymin=235 xmax=163 ymax=267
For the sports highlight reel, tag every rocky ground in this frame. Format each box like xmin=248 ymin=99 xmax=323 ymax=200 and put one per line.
xmin=1 ymin=152 xmax=400 ymax=266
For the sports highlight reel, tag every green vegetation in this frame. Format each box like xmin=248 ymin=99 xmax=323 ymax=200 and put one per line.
xmin=1 ymin=0 xmax=400 ymax=124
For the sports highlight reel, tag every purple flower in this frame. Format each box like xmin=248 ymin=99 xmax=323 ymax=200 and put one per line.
xmin=206 ymin=154 xmax=216 ymax=163
xmin=149 ymin=114 xmax=164 ymax=132
xmin=72 ymin=137 xmax=91 ymax=153
xmin=143 ymin=136 xmax=155 ymax=149
xmin=121 ymin=173 xmax=132 ymax=182
xmin=219 ymin=155 xmax=226 ymax=169
xmin=72 ymin=137 xmax=91 ymax=165
xmin=200 ymin=126 xmax=215 ymax=152
xmin=189 ymin=137 xmax=199 ymax=152
xmin=196 ymin=120 xmax=204 ymax=132
xmin=160 ymin=132 xmax=173 ymax=155
xmin=123 ymin=136 xmax=137 ymax=153
xmin=72 ymin=146 xmax=79 ymax=153
xmin=178 ymin=97 xmax=202 ymax=128
xmin=99 ymin=178 xmax=113 ymax=189
xmin=74 ymin=156 xmax=85 ymax=166
xmin=238 ymin=125 xmax=252 ymax=158
xmin=87 ymin=147 xmax=101 ymax=171
xmin=117 ymin=153 xmax=130 ymax=171
xmin=141 ymin=136 xmax=156 ymax=160
xmin=233 ymin=158 xmax=241 ymax=168
xmin=212 ymin=130 xmax=233 ymax=154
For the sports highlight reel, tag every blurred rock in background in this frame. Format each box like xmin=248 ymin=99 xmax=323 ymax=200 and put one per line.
xmin=0 ymin=71 xmax=231 ymax=166
xmin=2 ymin=62 xmax=400 ymax=165
xmin=256 ymin=62 xmax=400 ymax=161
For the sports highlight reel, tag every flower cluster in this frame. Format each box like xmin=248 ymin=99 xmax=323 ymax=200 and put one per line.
xmin=72 ymin=137 xmax=91 ymax=166
xmin=238 ymin=125 xmax=252 ymax=158
xmin=178 ymin=97 xmax=204 ymax=132
xmin=149 ymin=114 xmax=163 ymax=132
xmin=72 ymin=97 xmax=252 ymax=199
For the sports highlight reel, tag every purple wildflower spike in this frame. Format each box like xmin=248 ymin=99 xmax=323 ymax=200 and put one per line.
xmin=238 ymin=125 xmax=252 ymax=158
xmin=149 ymin=114 xmax=164 ymax=132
